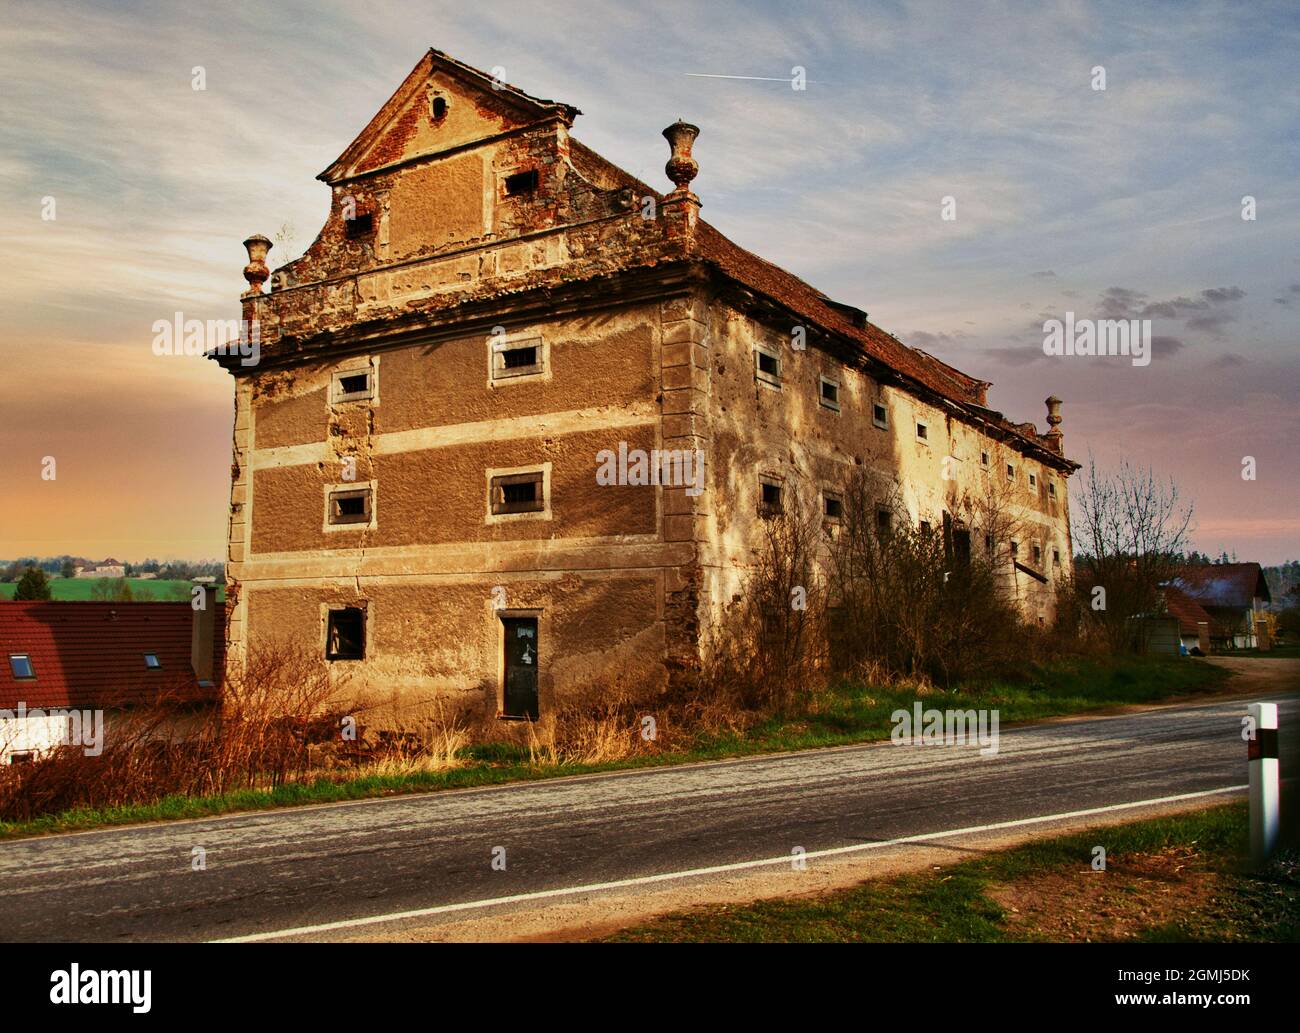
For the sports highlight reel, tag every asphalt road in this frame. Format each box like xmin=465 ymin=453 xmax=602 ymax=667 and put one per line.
xmin=2 ymin=690 xmax=1295 ymax=942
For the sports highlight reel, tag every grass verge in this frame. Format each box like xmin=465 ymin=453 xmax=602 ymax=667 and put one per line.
xmin=605 ymin=803 xmax=1300 ymax=942
xmin=0 ymin=655 xmax=1234 ymax=841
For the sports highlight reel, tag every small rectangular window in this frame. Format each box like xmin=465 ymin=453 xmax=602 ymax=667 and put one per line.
xmin=1053 ymin=548 xmax=1061 ymax=565
xmin=823 ymin=492 xmax=843 ymax=521
xmin=916 ymin=422 xmax=928 ymax=441
xmin=326 ymin=608 xmax=366 ymax=661
xmin=1006 ymin=463 xmax=1015 ymax=481
xmin=8 ymin=654 xmax=34 ymax=680
xmin=819 ymin=376 xmax=840 ymax=412
xmin=1029 ymin=473 xmax=1037 ymax=489
xmin=1033 ymin=544 xmax=1042 ymax=565
xmin=1048 ymin=481 xmax=1057 ymax=498
xmin=339 ymin=373 xmax=369 ymax=396
xmin=345 ymin=212 xmax=374 ymax=239
xmin=332 ymin=367 xmax=375 ymax=403
xmin=504 ymin=169 xmax=539 ymax=196
xmin=491 ymin=335 xmax=545 ymax=380
xmin=876 ymin=509 xmax=893 ymax=534
xmin=919 ymin=520 xmax=932 ymax=534
xmin=1011 ymin=541 xmax=1020 ymax=556
xmin=502 ymin=345 xmax=538 ymax=369
xmin=872 ymin=403 xmax=888 ymax=429
xmin=981 ymin=451 xmax=990 ymax=467
xmin=984 ymin=532 xmax=994 ymax=551
xmin=9 ymin=752 xmax=34 ymax=765
xmin=329 ymin=488 xmax=373 ymax=525
xmin=759 ymin=478 xmax=783 ymax=516
xmin=755 ymin=348 xmax=781 ymax=387
xmin=144 ymin=653 xmax=161 ymax=670
xmin=491 ymin=472 xmax=544 ymax=515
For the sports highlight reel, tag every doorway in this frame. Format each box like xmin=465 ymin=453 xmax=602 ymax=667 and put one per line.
xmin=501 ymin=616 xmax=539 ymax=719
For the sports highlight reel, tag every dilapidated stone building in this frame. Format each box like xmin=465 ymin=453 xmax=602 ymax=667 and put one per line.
xmin=214 ymin=49 xmax=1078 ymax=720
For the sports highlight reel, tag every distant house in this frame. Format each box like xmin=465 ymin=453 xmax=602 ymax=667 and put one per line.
xmin=0 ymin=590 xmax=222 ymax=763
xmin=1168 ymin=563 xmax=1272 ymax=650
xmin=1162 ymin=585 xmax=1215 ymax=653
xmin=74 ymin=558 xmax=127 ymax=579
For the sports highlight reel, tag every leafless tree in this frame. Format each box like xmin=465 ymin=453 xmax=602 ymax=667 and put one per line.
xmin=1070 ymin=454 xmax=1194 ymax=650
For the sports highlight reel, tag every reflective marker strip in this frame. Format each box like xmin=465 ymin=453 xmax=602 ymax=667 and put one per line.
xmin=1248 ymin=728 xmax=1278 ymax=761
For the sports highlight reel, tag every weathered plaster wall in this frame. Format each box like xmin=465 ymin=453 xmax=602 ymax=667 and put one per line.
xmin=698 ymin=296 xmax=1074 ymax=628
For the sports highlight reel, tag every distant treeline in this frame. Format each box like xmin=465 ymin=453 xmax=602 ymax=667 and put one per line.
xmin=0 ymin=556 xmax=225 ymax=583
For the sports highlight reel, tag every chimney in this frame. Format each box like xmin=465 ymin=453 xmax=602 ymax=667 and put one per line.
xmin=1043 ymin=395 xmax=1063 ymax=454
xmin=661 ymin=120 xmax=701 ymax=243
xmin=191 ymin=580 xmax=217 ymax=685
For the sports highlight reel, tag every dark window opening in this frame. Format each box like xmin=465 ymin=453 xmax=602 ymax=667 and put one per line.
xmin=1049 ymin=481 xmax=1057 ymax=498
xmin=505 ymin=169 xmax=539 ymax=196
xmin=1011 ymin=541 xmax=1020 ymax=557
xmin=338 ymin=373 xmax=370 ymax=397
xmin=873 ymin=403 xmax=888 ymax=427
xmin=502 ymin=345 xmax=538 ymax=369
xmin=953 ymin=527 xmax=972 ymax=567
xmin=144 ymin=653 xmax=161 ymax=670
xmin=823 ymin=494 xmax=843 ymax=520
xmin=1053 ymin=548 xmax=1061 ymax=565
xmin=1033 ymin=544 xmax=1042 ymax=565
xmin=492 ymin=337 xmax=544 ymax=379
xmin=345 ymin=212 xmax=374 ymax=239
xmin=492 ymin=472 xmax=544 ymax=515
xmin=9 ymin=654 xmax=34 ymax=679
xmin=329 ymin=488 xmax=372 ymax=525
xmin=760 ymin=480 xmax=783 ymax=515
xmin=920 ymin=520 xmax=932 ymax=535
xmin=326 ymin=608 xmax=366 ymax=661
xmin=916 ymin=422 xmax=928 ymax=440
xmin=1029 ymin=473 xmax=1037 ymax=488
xmin=984 ymin=533 xmax=994 ymax=551
xmin=431 ymin=96 xmax=447 ymax=121
xmin=820 ymin=378 xmax=839 ymax=409
xmin=9 ymin=752 xmax=34 ymax=765
xmin=876 ymin=509 xmax=893 ymax=534
xmin=756 ymin=350 xmax=780 ymax=379
xmin=981 ymin=451 xmax=990 ymax=466
xmin=1006 ymin=463 xmax=1015 ymax=480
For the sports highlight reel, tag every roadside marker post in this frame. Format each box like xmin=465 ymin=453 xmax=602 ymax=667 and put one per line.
xmin=1247 ymin=701 xmax=1279 ymax=869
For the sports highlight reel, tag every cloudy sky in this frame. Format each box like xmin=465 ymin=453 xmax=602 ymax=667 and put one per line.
xmin=3 ymin=0 xmax=1297 ymax=563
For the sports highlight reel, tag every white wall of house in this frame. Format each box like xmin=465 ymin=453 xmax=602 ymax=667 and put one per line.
xmin=0 ymin=713 xmax=74 ymax=763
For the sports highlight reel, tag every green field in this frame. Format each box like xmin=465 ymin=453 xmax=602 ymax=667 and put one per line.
xmin=0 ymin=578 xmax=224 ymax=602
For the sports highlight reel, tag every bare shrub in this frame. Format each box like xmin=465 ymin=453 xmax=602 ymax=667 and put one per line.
xmin=0 ymin=641 xmax=354 ymax=822
xmin=706 ymin=488 xmax=827 ymax=710
xmin=825 ymin=472 xmax=1023 ymax=686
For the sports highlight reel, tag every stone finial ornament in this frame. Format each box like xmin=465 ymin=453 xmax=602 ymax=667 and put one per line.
xmin=662 ymin=120 xmax=700 ymax=196
xmin=242 ymin=234 xmax=273 ymax=295
xmin=1043 ymin=395 xmax=1064 ymax=453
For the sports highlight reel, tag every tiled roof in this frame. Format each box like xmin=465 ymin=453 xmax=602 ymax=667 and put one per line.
xmin=691 ymin=221 xmax=1071 ymax=465
xmin=1170 ymin=563 xmax=1271 ymax=610
xmin=567 ymin=139 xmax=1071 ymax=468
xmin=1162 ymin=586 xmax=1214 ymax=635
xmin=0 ymin=601 xmax=222 ymax=711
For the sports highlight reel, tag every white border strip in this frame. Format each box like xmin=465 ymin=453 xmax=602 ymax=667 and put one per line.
xmin=213 ymin=784 xmax=1246 ymax=943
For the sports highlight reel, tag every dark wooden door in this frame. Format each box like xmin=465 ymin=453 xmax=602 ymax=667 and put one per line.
xmin=502 ymin=617 xmax=539 ymax=719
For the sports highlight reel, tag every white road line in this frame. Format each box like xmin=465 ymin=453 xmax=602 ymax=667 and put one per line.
xmin=212 ymin=784 xmax=1246 ymax=943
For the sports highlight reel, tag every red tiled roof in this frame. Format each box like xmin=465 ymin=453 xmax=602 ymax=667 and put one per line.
xmin=1170 ymin=563 xmax=1270 ymax=610
xmin=569 ymin=138 xmax=1071 ymax=468
xmin=0 ymin=601 xmax=222 ymax=711
xmin=1163 ymin=586 xmax=1214 ymax=635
